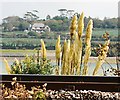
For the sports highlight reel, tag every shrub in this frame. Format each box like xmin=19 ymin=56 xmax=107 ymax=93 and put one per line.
xmin=1 ymin=77 xmax=47 ymax=99
xmin=10 ymin=51 xmax=54 ymax=74
xmin=27 ymin=31 xmax=38 ymax=36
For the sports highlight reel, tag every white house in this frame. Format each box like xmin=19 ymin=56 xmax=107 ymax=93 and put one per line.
xmin=31 ymin=23 xmax=50 ymax=33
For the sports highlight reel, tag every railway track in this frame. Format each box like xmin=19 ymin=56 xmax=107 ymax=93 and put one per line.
xmin=0 ymin=74 xmax=119 ymax=92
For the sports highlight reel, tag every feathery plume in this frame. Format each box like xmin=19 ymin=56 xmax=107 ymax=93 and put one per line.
xmin=82 ymin=20 xmax=93 ymax=75
xmin=85 ymin=19 xmax=93 ymax=45
xmin=69 ymin=15 xmax=77 ymax=75
xmin=78 ymin=12 xmax=84 ymax=38
xmin=74 ymin=33 xmax=82 ymax=75
xmin=70 ymin=15 xmax=77 ymax=40
xmin=55 ymin=35 xmax=61 ymax=66
xmin=67 ymin=40 xmax=71 ymax=75
xmin=4 ymin=58 xmax=11 ymax=74
xmin=41 ymin=39 xmax=47 ymax=59
xmin=61 ymin=39 xmax=68 ymax=75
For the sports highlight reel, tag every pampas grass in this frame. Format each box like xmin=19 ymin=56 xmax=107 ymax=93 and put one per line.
xmin=4 ymin=58 xmax=11 ymax=74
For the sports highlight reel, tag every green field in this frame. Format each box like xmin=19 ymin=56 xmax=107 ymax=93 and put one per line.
xmin=92 ymin=28 xmax=118 ymax=37
xmin=1 ymin=29 xmax=119 ymax=57
xmin=1 ymin=38 xmax=57 ymax=49
xmin=1 ymin=28 xmax=118 ymax=48
xmin=2 ymin=31 xmax=27 ymax=35
xmin=2 ymin=28 xmax=118 ymax=36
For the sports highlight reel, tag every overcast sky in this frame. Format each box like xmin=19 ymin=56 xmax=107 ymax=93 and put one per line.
xmin=0 ymin=0 xmax=119 ymax=23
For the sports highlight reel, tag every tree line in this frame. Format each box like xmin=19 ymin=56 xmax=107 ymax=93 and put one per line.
xmin=1 ymin=9 xmax=118 ymax=32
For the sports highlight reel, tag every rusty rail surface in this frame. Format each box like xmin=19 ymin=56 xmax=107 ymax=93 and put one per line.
xmin=0 ymin=74 xmax=119 ymax=92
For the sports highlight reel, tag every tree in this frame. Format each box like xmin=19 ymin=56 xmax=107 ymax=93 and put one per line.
xmin=2 ymin=16 xmax=23 ymax=31
xmin=18 ymin=22 xmax=29 ymax=31
xmin=53 ymin=16 xmax=68 ymax=21
xmin=2 ymin=16 xmax=23 ymax=23
xmin=74 ymin=12 xmax=80 ymax=18
xmin=102 ymin=17 xmax=117 ymax=28
xmin=118 ymin=17 xmax=120 ymax=28
xmin=24 ymin=10 xmax=39 ymax=23
xmin=46 ymin=15 xmax=51 ymax=20
xmin=67 ymin=10 xmax=74 ymax=19
xmin=58 ymin=9 xmax=67 ymax=17
xmin=93 ymin=18 xmax=102 ymax=28
xmin=3 ymin=23 xmax=13 ymax=31
xmin=23 ymin=10 xmax=39 ymax=31
xmin=2 ymin=16 xmax=31 ymax=32
xmin=44 ymin=19 xmax=69 ymax=32
xmin=84 ymin=17 xmax=89 ymax=28
xmin=27 ymin=31 xmax=38 ymax=36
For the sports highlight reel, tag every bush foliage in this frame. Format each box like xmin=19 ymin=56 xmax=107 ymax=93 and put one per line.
xmin=11 ymin=51 xmax=54 ymax=74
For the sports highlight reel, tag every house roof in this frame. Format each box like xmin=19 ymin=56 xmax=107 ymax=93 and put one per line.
xmin=32 ymin=23 xmax=45 ymax=28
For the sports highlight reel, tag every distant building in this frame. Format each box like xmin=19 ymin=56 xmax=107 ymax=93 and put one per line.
xmin=31 ymin=23 xmax=50 ymax=33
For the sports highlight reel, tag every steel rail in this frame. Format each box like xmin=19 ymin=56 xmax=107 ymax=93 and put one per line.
xmin=0 ymin=74 xmax=119 ymax=92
